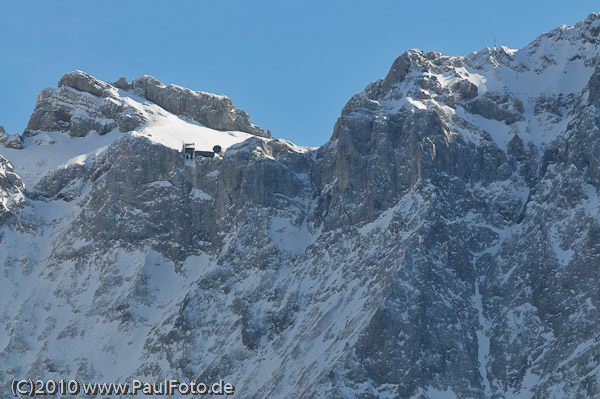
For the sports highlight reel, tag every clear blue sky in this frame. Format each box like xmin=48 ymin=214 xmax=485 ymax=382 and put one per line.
xmin=0 ymin=1 xmax=598 ymax=146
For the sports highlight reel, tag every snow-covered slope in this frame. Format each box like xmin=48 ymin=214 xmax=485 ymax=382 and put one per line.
xmin=2 ymin=13 xmax=600 ymax=399
xmin=7 ymin=74 xmax=259 ymax=188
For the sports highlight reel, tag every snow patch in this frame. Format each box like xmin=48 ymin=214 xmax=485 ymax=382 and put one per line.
xmin=190 ymin=188 xmax=212 ymax=200
xmin=473 ymin=278 xmax=492 ymax=397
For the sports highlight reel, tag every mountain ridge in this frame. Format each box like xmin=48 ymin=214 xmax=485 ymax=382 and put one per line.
xmin=1 ymin=13 xmax=600 ymax=399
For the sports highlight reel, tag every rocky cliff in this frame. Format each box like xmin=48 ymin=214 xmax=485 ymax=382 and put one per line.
xmin=1 ymin=13 xmax=600 ymax=399
xmin=24 ymin=70 xmax=267 ymax=138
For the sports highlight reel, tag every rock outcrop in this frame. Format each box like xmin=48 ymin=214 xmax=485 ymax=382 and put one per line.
xmin=0 ymin=125 xmax=24 ymax=149
xmin=132 ymin=75 xmax=268 ymax=137
xmin=24 ymin=70 xmax=268 ymax=139
xmin=24 ymin=71 xmax=144 ymax=137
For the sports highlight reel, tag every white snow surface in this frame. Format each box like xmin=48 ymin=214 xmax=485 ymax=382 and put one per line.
xmin=0 ymin=88 xmax=258 ymax=189
xmin=371 ymin=18 xmax=600 ymax=154
xmin=114 ymin=89 xmax=257 ymax=152
xmin=1 ymin=131 xmax=124 ymax=187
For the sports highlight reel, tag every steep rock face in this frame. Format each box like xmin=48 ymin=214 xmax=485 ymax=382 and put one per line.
xmin=0 ymin=125 xmax=24 ymax=149
xmin=132 ymin=75 xmax=268 ymax=137
xmin=24 ymin=72 xmax=145 ymax=137
xmin=32 ymin=135 xmax=312 ymax=264
xmin=313 ymin=13 xmax=600 ymax=399
xmin=24 ymin=70 xmax=267 ymax=138
xmin=0 ymin=155 xmax=25 ymax=218
xmin=2 ymin=13 xmax=600 ymax=399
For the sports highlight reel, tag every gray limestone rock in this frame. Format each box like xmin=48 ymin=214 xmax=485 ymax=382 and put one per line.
xmin=0 ymin=155 xmax=25 ymax=217
xmin=3 ymin=13 xmax=600 ymax=399
xmin=380 ymin=50 xmax=418 ymax=93
xmin=452 ymin=79 xmax=479 ymax=100
xmin=3 ymin=134 xmax=24 ymax=149
xmin=24 ymin=71 xmax=267 ymax=139
xmin=112 ymin=76 xmax=131 ymax=91
xmin=466 ymin=92 xmax=524 ymax=125
xmin=0 ymin=125 xmax=7 ymax=146
xmin=0 ymin=125 xmax=24 ymax=149
xmin=58 ymin=70 xmax=112 ymax=98
xmin=24 ymin=85 xmax=135 ymax=137
xmin=132 ymin=75 xmax=268 ymax=137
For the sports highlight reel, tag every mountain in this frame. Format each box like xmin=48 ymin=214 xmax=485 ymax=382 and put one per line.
xmin=1 ymin=13 xmax=600 ymax=399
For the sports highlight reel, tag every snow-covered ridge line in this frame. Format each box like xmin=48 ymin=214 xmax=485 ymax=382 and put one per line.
xmin=22 ymin=69 xmax=269 ymax=142
xmin=0 ymin=69 xmax=316 ymax=187
xmin=344 ymin=13 xmax=600 ymax=154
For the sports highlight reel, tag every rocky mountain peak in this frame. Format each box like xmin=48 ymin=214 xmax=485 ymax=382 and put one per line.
xmin=131 ymin=74 xmax=267 ymax=137
xmin=57 ymin=70 xmax=114 ymax=98
xmin=24 ymin=70 xmax=268 ymax=139
xmin=0 ymin=124 xmax=24 ymax=149
xmin=552 ymin=12 xmax=600 ymax=43
xmin=338 ymin=16 xmax=600 ymax=154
